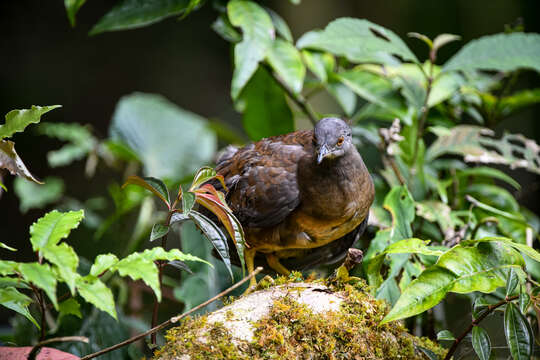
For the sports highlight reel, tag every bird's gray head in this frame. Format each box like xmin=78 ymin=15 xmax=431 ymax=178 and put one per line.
xmin=313 ymin=117 xmax=353 ymax=164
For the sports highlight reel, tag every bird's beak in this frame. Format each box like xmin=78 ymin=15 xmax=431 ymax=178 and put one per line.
xmin=317 ymin=144 xmax=330 ymax=164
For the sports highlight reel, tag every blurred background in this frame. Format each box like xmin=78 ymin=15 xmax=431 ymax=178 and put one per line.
xmin=1 ymin=0 xmax=539 ymax=357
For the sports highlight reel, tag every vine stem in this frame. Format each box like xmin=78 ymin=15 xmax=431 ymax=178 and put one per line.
xmin=80 ymin=267 xmax=263 ymax=360
xmin=443 ymin=295 xmax=518 ymax=360
xmin=263 ymin=63 xmax=319 ymax=126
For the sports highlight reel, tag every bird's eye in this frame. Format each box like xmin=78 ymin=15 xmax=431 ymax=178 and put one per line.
xmin=337 ymin=136 xmax=344 ymax=146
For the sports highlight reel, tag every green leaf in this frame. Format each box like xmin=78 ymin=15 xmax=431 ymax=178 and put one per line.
xmin=0 ymin=261 xmax=18 ymax=276
xmin=58 ymin=298 xmax=82 ymax=319
xmin=0 ymin=287 xmax=39 ymax=328
xmin=297 ymin=18 xmax=418 ymax=64
xmin=110 ymin=93 xmax=216 ymax=181
xmin=443 ymin=33 xmax=540 ymax=74
xmin=212 ymin=14 xmax=241 ymax=43
xmin=457 ymin=166 xmax=520 ymax=190
xmin=189 ymin=166 xmax=225 ymax=192
xmin=432 ymin=34 xmax=461 ymax=54
xmin=14 ymin=177 xmax=64 ymax=213
xmin=29 ymin=210 xmax=84 ymax=252
xmin=506 ymin=268 xmax=520 ymax=296
xmin=39 ymin=123 xmax=96 ymax=167
xmin=326 ymin=79 xmax=357 ymax=116
xmin=407 ymin=32 xmax=432 ymax=48
xmin=42 ymin=242 xmax=79 ymax=294
xmin=504 ymin=302 xmax=533 ymax=360
xmin=90 ymin=254 xmax=119 ymax=277
xmin=89 ymin=0 xmax=191 ymax=35
xmin=238 ymin=67 xmax=294 ymax=141
xmin=465 ymin=237 xmax=540 ymax=264
xmin=472 ymin=326 xmax=491 ymax=360
xmin=76 ymin=276 xmax=117 ymax=319
xmin=301 ymin=50 xmax=334 ymax=82
xmin=150 ymin=223 xmax=169 ymax=242
xmin=112 ymin=253 xmax=160 ymax=301
xmin=0 ymin=105 xmax=61 ymax=140
xmin=267 ymin=39 xmax=305 ymax=94
xmin=189 ymin=210 xmax=233 ymax=281
xmin=64 ymin=0 xmax=87 ymax=26
xmin=519 ymin=291 xmax=530 ymax=313
xmin=182 ymin=191 xmax=196 ymax=213
xmin=0 ymin=242 xmax=16 ymax=252
xmin=0 ymin=140 xmax=42 ymax=184
xmin=436 ymin=330 xmax=455 ymax=341
xmin=228 ymin=0 xmax=274 ymax=100
xmin=266 ymin=7 xmax=292 ymax=42
xmin=336 ymin=70 xmax=396 ymax=111
xmin=19 ymin=262 xmax=58 ymax=309
xmin=123 ymin=175 xmax=170 ymax=207
xmin=139 ymin=247 xmax=209 ymax=265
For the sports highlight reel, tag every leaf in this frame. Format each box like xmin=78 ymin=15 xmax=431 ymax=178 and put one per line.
xmin=238 ymin=67 xmax=294 ymax=141
xmin=150 ymin=223 xmax=169 ymax=242
xmin=436 ymin=330 xmax=455 ymax=341
xmin=506 ymin=268 xmax=520 ymax=296
xmin=457 ymin=166 xmax=520 ymax=190
xmin=64 ymin=0 xmax=87 ymax=26
xmin=123 ymin=175 xmax=170 ymax=207
xmin=426 ymin=125 xmax=540 ymax=175
xmin=472 ymin=326 xmax=491 ymax=360
xmin=212 ymin=14 xmax=241 ymax=43
xmin=0 ymin=105 xmax=61 ymax=140
xmin=407 ymin=32 xmax=432 ymax=48
xmin=0 ymin=140 xmax=42 ymax=184
xmin=519 ymin=291 xmax=530 ymax=314
xmin=297 ymin=18 xmax=418 ymax=64
xmin=112 ymin=253 xmax=160 ymax=301
xmin=29 ymin=210 xmax=84 ymax=252
xmin=267 ymin=39 xmax=306 ymax=94
xmin=39 ymin=123 xmax=96 ymax=167
xmin=189 ymin=210 xmax=233 ymax=281
xmin=227 ymin=0 xmax=274 ymax=100
xmin=19 ymin=262 xmax=58 ymax=309
xmin=89 ymin=0 xmax=191 ymax=35
xmin=266 ymin=7 xmax=292 ymax=42
xmin=0 ymin=287 xmax=39 ymax=328
xmin=465 ymin=237 xmax=540 ymax=264
xmin=326 ymin=79 xmax=357 ymax=117
xmin=182 ymin=191 xmax=196 ymax=213
xmin=432 ymin=34 xmax=461 ymax=54
xmin=168 ymin=260 xmax=192 ymax=274
xmin=41 ymin=242 xmax=79 ymax=294
xmin=0 ymin=261 xmax=18 ymax=276
xmin=0 ymin=242 xmax=16 ymax=252
xmin=90 ymin=254 xmax=119 ymax=277
xmin=301 ymin=50 xmax=334 ymax=82
xmin=190 ymin=166 xmax=226 ymax=192
xmin=110 ymin=93 xmax=216 ymax=181
xmin=139 ymin=247 xmax=209 ymax=265
xmin=76 ymin=276 xmax=117 ymax=319
xmin=504 ymin=302 xmax=533 ymax=360
xmin=443 ymin=32 xmax=540 ymax=73
xmin=58 ymin=298 xmax=82 ymax=320
xmin=336 ymin=70 xmax=396 ymax=111
xmin=14 ymin=176 xmax=64 ymax=213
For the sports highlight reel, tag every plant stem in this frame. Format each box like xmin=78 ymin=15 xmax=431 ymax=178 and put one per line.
xmin=412 ymin=61 xmax=434 ymax=172
xmin=80 ymin=267 xmax=263 ymax=360
xmin=443 ymin=294 xmax=518 ymax=360
xmin=263 ymin=64 xmax=319 ymax=126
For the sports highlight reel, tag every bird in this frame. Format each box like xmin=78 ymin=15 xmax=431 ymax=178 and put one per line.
xmin=215 ymin=117 xmax=374 ymax=288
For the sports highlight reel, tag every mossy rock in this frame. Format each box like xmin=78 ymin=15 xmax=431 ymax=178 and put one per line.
xmin=154 ymin=277 xmax=444 ymax=359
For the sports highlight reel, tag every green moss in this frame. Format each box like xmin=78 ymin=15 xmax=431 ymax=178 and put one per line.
xmin=154 ymin=275 xmax=444 ymax=360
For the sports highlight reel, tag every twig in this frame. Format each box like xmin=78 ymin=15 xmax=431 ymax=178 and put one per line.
xmin=80 ymin=267 xmax=263 ymax=360
xmin=263 ymin=64 xmax=319 ymax=125
xmin=443 ymin=295 xmax=518 ymax=360
xmin=28 ymin=336 xmax=88 ymax=360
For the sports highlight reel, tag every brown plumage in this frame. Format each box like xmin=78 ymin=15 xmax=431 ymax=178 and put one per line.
xmin=216 ymin=118 xmax=374 ymax=286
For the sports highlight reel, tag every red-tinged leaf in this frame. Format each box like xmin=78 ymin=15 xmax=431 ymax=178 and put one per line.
xmin=189 ymin=166 xmax=228 ymax=192
xmin=122 ymin=175 xmax=170 ymax=208
xmin=196 ymin=184 xmax=229 ymax=208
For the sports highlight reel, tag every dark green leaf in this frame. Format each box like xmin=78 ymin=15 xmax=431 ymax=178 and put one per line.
xmin=123 ymin=175 xmax=170 ymax=207
xmin=472 ymin=326 xmax=491 ymax=360
xmin=504 ymin=302 xmax=533 ymax=360
xmin=76 ymin=276 xmax=117 ymax=319
xmin=267 ymin=38 xmax=305 ymax=94
xmin=14 ymin=176 xmax=64 ymax=213
xmin=168 ymin=260 xmax=192 ymax=274
xmin=473 ymin=296 xmax=491 ymax=320
xmin=0 ymin=140 xmax=42 ymax=184
xmin=19 ymin=262 xmax=58 ymax=309
xmin=506 ymin=268 xmax=519 ymax=297
xmin=416 ymin=346 xmax=438 ymax=360
xmin=297 ymin=18 xmax=418 ymax=64
xmin=457 ymin=167 xmax=520 ymax=190
xmin=64 ymin=0 xmax=87 ymax=26
xmin=443 ymin=33 xmax=540 ymax=73
xmin=58 ymin=298 xmax=82 ymax=319
xmin=0 ymin=105 xmax=61 ymax=140
xmin=436 ymin=329 xmax=455 ymax=341
xmin=29 ymin=210 xmax=84 ymax=252
xmin=150 ymin=223 xmax=169 ymax=242
xmin=238 ymin=67 xmax=294 ymax=141
xmin=519 ymin=291 xmax=530 ymax=313
xmin=90 ymin=0 xmax=191 ymax=35
xmin=110 ymin=93 xmax=216 ymax=181
xmin=465 ymin=237 xmax=540 ymax=263
xmin=0 ymin=287 xmax=39 ymax=328
xmin=228 ymin=0 xmax=274 ymax=100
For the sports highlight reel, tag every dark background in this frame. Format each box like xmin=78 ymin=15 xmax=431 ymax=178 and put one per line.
xmin=1 ymin=0 xmax=539 ymax=345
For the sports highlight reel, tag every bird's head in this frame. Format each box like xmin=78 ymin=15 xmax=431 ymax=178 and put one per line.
xmin=313 ymin=117 xmax=353 ymax=164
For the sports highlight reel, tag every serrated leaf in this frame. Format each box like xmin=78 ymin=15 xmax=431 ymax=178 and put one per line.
xmin=0 ymin=140 xmax=42 ymax=184
xmin=89 ymin=0 xmax=191 ymax=35
xmin=0 ymin=105 xmax=61 ymax=140
xmin=113 ymin=253 xmax=160 ymax=301
xmin=504 ymin=302 xmax=533 ymax=360
xmin=90 ymin=254 xmax=119 ymax=277
xmin=59 ymin=298 xmax=82 ymax=319
xmin=297 ymin=18 xmax=418 ymax=64
xmin=443 ymin=32 xmax=540 ymax=73
xmin=267 ymin=38 xmax=305 ymax=94
xmin=472 ymin=326 xmax=491 ymax=360
xmin=64 ymin=0 xmax=87 ymax=26
xmin=76 ymin=276 xmax=117 ymax=319
xmin=123 ymin=175 xmax=170 ymax=207
xmin=228 ymin=0 xmax=274 ymax=100
xmin=42 ymin=242 xmax=79 ymax=294
xmin=0 ymin=242 xmax=16 ymax=251
xmin=437 ymin=329 xmax=455 ymax=341
xmin=19 ymin=262 xmax=58 ymax=309
xmin=14 ymin=176 xmax=64 ymax=213
xmin=0 ymin=287 xmax=39 ymax=328
xmin=506 ymin=268 xmax=519 ymax=296
xmin=110 ymin=93 xmax=216 ymax=181
xmin=29 ymin=210 xmax=84 ymax=252
xmin=139 ymin=246 xmax=209 ymax=265
xmin=238 ymin=67 xmax=294 ymax=141
xmin=150 ymin=223 xmax=169 ymax=242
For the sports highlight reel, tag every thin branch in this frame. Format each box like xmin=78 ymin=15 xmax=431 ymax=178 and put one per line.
xmin=28 ymin=336 xmax=88 ymax=360
xmin=80 ymin=267 xmax=263 ymax=360
xmin=263 ymin=64 xmax=319 ymax=125
xmin=443 ymin=295 xmax=518 ymax=360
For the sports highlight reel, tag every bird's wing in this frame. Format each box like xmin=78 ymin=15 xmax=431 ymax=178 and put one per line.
xmin=216 ymin=130 xmax=312 ymax=228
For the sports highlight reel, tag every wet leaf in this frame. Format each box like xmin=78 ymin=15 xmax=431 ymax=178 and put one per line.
xmin=506 ymin=268 xmax=520 ymax=296
xmin=472 ymin=326 xmax=491 ymax=360
xmin=436 ymin=329 xmax=455 ymax=341
xmin=504 ymin=302 xmax=533 ymax=360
